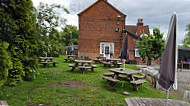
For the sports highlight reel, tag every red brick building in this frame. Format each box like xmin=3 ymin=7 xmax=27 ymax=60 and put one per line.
xmin=78 ymin=0 xmax=150 ymax=64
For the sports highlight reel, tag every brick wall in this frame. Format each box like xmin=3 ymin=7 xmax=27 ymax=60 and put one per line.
xmin=78 ymin=0 xmax=126 ymax=60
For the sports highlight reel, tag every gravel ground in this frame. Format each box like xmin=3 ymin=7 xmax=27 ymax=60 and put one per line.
xmin=171 ymin=70 xmax=190 ymax=102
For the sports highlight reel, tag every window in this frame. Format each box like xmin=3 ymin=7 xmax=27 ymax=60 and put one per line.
xmin=110 ymin=43 xmax=114 ymax=56
xmin=105 ymin=46 xmax=109 ymax=54
xmin=100 ymin=43 xmax=104 ymax=54
xmin=135 ymin=49 xmax=140 ymax=57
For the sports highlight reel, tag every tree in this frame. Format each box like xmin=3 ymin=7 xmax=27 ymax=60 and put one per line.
xmin=36 ymin=2 xmax=69 ymax=56
xmin=183 ymin=24 xmax=190 ymax=47
xmin=137 ymin=27 xmax=165 ymax=65
xmin=0 ymin=0 xmax=39 ymax=85
xmin=61 ymin=25 xmax=79 ymax=46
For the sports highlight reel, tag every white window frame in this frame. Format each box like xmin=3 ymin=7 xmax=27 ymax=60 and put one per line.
xmin=100 ymin=42 xmax=114 ymax=56
xmin=135 ymin=49 xmax=140 ymax=57
xmin=100 ymin=43 xmax=104 ymax=54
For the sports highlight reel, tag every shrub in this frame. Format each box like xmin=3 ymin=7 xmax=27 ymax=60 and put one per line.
xmin=0 ymin=42 xmax=12 ymax=88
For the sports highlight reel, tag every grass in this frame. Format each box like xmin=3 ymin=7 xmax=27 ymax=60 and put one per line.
xmin=0 ymin=55 xmax=168 ymax=106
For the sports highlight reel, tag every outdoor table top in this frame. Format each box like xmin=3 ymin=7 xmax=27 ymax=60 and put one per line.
xmin=39 ymin=57 xmax=54 ymax=59
xmin=109 ymin=68 xmax=140 ymax=75
xmin=106 ymin=58 xmax=120 ymax=61
xmin=68 ymin=55 xmax=77 ymax=57
xmin=74 ymin=60 xmax=92 ymax=63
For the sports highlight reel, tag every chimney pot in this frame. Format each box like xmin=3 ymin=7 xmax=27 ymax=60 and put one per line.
xmin=137 ymin=19 xmax=143 ymax=25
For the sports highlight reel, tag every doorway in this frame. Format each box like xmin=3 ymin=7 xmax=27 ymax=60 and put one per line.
xmin=100 ymin=42 xmax=114 ymax=59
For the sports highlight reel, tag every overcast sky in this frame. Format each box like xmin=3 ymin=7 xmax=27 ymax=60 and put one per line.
xmin=32 ymin=0 xmax=190 ymax=44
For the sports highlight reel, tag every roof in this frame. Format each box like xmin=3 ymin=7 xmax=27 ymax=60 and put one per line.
xmin=125 ymin=25 xmax=149 ymax=35
xmin=178 ymin=47 xmax=190 ymax=51
xmin=125 ymin=25 xmax=149 ymax=40
xmin=78 ymin=0 xmax=126 ymax=16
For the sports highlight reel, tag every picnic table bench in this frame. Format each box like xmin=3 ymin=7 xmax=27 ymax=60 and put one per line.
xmin=39 ymin=61 xmax=58 ymax=68
xmin=39 ymin=57 xmax=58 ymax=68
xmin=103 ymin=72 xmax=114 ymax=77
xmin=69 ymin=60 xmax=98 ymax=73
xmin=64 ymin=58 xmax=75 ymax=62
xmin=102 ymin=76 xmax=120 ymax=87
xmin=64 ymin=55 xmax=77 ymax=62
xmin=102 ymin=68 xmax=146 ymax=90
xmin=130 ymin=80 xmax=147 ymax=91
xmin=78 ymin=66 xmax=92 ymax=73
xmin=101 ymin=58 xmax=122 ymax=68
xmin=101 ymin=61 xmax=111 ymax=68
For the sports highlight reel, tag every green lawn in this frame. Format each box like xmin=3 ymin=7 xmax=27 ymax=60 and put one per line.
xmin=0 ymin=55 xmax=167 ymax=106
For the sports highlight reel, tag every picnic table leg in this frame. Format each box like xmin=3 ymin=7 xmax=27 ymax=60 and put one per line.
xmin=43 ymin=63 xmax=47 ymax=68
xmin=113 ymin=73 xmax=119 ymax=79
xmin=81 ymin=68 xmax=85 ymax=74
xmin=71 ymin=63 xmax=78 ymax=72
xmin=132 ymin=84 xmax=138 ymax=91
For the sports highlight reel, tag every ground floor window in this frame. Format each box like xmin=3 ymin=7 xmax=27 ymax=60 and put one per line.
xmin=135 ymin=49 xmax=140 ymax=57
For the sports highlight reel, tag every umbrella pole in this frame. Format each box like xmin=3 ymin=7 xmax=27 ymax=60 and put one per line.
xmin=165 ymin=89 xmax=170 ymax=106
xmin=123 ymin=59 xmax=126 ymax=69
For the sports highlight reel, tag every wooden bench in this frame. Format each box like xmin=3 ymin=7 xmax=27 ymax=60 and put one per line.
xmin=39 ymin=62 xmax=53 ymax=68
xmin=91 ymin=65 xmax=97 ymax=72
xmin=118 ymin=75 xmax=130 ymax=81
xmin=114 ymin=62 xmax=122 ymax=68
xmin=39 ymin=61 xmax=58 ymax=68
xmin=132 ymin=71 xmax=145 ymax=80
xmin=102 ymin=61 xmax=111 ymax=68
xmin=78 ymin=66 xmax=91 ymax=73
xmin=102 ymin=76 xmax=120 ymax=87
xmin=64 ymin=58 xmax=74 ymax=62
xmin=0 ymin=101 xmax=8 ymax=106
xmin=93 ymin=59 xmax=102 ymax=63
xmin=130 ymin=80 xmax=146 ymax=91
xmin=103 ymin=73 xmax=114 ymax=77
xmin=68 ymin=64 xmax=74 ymax=67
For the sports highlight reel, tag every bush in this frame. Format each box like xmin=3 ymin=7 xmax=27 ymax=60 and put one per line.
xmin=0 ymin=42 xmax=12 ymax=88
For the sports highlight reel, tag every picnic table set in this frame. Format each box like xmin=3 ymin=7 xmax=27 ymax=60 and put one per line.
xmin=64 ymin=55 xmax=77 ymax=62
xmin=94 ymin=57 xmax=122 ymax=68
xmin=102 ymin=68 xmax=146 ymax=91
xmin=39 ymin=55 xmax=146 ymax=91
xmin=68 ymin=60 xmax=97 ymax=73
xmin=39 ymin=57 xmax=58 ymax=68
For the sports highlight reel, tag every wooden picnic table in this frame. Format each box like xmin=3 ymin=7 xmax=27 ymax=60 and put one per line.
xmin=39 ymin=57 xmax=58 ymax=68
xmin=104 ymin=68 xmax=146 ymax=90
xmin=109 ymin=68 xmax=140 ymax=80
xmin=70 ymin=60 xmax=95 ymax=73
xmin=39 ymin=57 xmax=54 ymax=62
xmin=106 ymin=58 xmax=120 ymax=64
xmin=102 ymin=58 xmax=122 ymax=68
xmin=64 ymin=55 xmax=77 ymax=62
xmin=68 ymin=55 xmax=77 ymax=58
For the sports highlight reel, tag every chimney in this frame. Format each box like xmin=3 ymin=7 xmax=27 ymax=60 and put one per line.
xmin=137 ymin=18 xmax=144 ymax=36
xmin=137 ymin=19 xmax=143 ymax=26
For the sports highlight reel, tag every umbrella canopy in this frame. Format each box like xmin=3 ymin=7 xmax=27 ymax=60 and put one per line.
xmin=121 ymin=35 xmax=129 ymax=59
xmin=70 ymin=43 xmax=74 ymax=53
xmin=158 ymin=13 xmax=178 ymax=90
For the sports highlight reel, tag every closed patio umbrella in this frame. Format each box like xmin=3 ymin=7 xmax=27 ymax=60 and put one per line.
xmin=158 ymin=13 xmax=178 ymax=106
xmin=121 ymin=34 xmax=129 ymax=68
